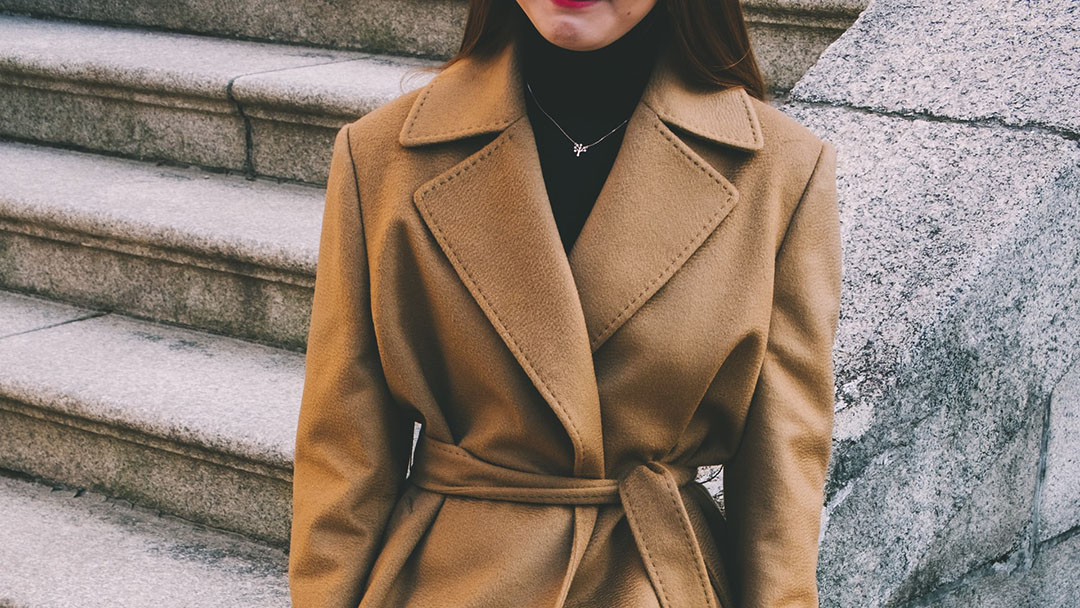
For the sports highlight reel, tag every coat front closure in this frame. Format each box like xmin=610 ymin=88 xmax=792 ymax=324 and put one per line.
xmin=402 ymin=33 xmax=761 ymax=480
xmin=289 ymin=24 xmax=841 ymax=608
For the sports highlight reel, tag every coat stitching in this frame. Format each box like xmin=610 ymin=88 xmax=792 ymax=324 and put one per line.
xmin=428 ymin=490 xmax=616 ymax=502
xmin=404 ymin=84 xmax=518 ymax=142
xmin=419 ymin=442 xmax=618 ymax=502
xmin=402 ymin=86 xmax=432 ymax=139
xmin=622 ymin=476 xmax=673 ymax=607
xmin=737 ymin=91 xmax=761 ymax=146
xmin=590 ymin=120 xmax=737 ymax=346
xmin=643 ymin=99 xmax=757 ymax=149
xmin=416 ymin=135 xmax=507 ymax=197
xmin=659 ymin=468 xmax=715 ymax=606
xmin=414 ymin=131 xmax=588 ymax=475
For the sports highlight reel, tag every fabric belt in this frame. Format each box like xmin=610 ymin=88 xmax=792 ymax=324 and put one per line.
xmin=407 ymin=435 xmax=731 ymax=608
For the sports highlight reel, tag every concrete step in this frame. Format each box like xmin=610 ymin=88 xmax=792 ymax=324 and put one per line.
xmin=0 ymin=470 xmax=289 ymax=607
xmin=0 ymin=140 xmax=320 ymax=349
xmin=0 ymin=14 xmax=436 ymax=184
xmin=0 ymin=0 xmax=866 ymax=91
xmin=0 ymin=289 xmax=303 ymax=545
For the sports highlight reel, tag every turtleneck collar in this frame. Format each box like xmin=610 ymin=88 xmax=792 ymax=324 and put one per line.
xmin=517 ymin=3 xmax=665 ymax=140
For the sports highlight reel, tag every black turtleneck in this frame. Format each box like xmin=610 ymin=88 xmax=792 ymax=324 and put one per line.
xmin=517 ymin=4 xmax=664 ymax=254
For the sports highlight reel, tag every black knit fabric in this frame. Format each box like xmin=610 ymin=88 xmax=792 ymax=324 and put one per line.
xmin=517 ymin=4 xmax=665 ymax=254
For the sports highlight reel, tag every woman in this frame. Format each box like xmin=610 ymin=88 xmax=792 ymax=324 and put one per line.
xmin=289 ymin=0 xmax=842 ymax=606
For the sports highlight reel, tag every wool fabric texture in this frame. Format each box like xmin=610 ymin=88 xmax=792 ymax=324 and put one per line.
xmin=288 ymin=12 xmax=843 ymax=608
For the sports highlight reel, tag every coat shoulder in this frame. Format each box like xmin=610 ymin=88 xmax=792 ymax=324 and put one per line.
xmin=744 ymin=96 xmax=832 ymax=198
xmin=749 ymin=96 xmax=827 ymax=160
xmin=339 ymin=85 xmax=427 ymax=164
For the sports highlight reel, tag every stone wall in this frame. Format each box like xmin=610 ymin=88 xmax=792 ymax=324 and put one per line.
xmin=782 ymin=0 xmax=1080 ymax=605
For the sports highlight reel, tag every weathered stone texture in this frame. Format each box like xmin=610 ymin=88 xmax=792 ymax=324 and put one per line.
xmin=0 ymin=473 xmax=289 ymax=607
xmin=1041 ymin=362 xmax=1080 ymax=543
xmin=0 ymin=0 xmax=865 ymax=93
xmin=915 ymin=533 xmax=1080 ymax=608
xmin=0 ymin=15 xmax=436 ymax=183
xmin=0 ymin=0 xmax=469 ymax=58
xmin=779 ymin=102 xmax=1080 ymax=606
xmin=0 ymin=292 xmax=304 ymax=542
xmin=792 ymin=0 xmax=1080 ymax=133
xmin=0 ymin=308 xmax=304 ymax=468
xmin=0 ymin=290 xmax=98 ymax=336
xmin=0 ymin=141 xmax=323 ymax=348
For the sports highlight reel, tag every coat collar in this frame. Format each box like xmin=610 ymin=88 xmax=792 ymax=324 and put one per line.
xmin=399 ymin=34 xmax=764 ymax=151
xmin=407 ymin=33 xmax=761 ymax=478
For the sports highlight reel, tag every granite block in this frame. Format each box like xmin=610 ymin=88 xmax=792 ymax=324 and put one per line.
xmin=0 ymin=141 xmax=321 ymax=346
xmin=0 ymin=14 xmax=424 ymax=180
xmin=0 ymin=0 xmax=469 ymax=58
xmin=0 ymin=14 xmax=358 ymax=96
xmin=916 ymin=533 xmax=1080 ymax=608
xmin=0 ymin=405 xmax=292 ymax=544
xmin=0 ymin=472 xmax=288 ymax=607
xmin=779 ymin=103 xmax=1080 ymax=606
xmin=791 ymin=0 xmax=1080 ymax=134
xmin=0 ymin=290 xmax=99 ymax=338
xmin=1040 ymin=362 xmax=1080 ymax=542
xmin=0 ymin=310 xmax=305 ymax=469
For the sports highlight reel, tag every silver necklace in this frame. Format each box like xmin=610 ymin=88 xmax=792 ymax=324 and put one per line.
xmin=525 ymin=82 xmax=630 ymax=158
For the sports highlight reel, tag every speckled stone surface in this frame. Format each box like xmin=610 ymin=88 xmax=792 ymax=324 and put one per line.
xmin=779 ymin=102 xmax=1080 ymax=607
xmin=0 ymin=402 xmax=293 ymax=544
xmin=0 ymin=141 xmax=322 ymax=273
xmin=0 ymin=14 xmax=359 ymax=97
xmin=0 ymin=14 xmax=432 ymax=181
xmin=918 ymin=533 xmax=1080 ymax=608
xmin=0 ymin=294 xmax=304 ymax=469
xmin=233 ymin=54 xmax=437 ymax=118
xmin=0 ymin=290 xmax=99 ymax=338
xmin=0 ymin=0 xmax=864 ymax=69
xmin=0 ymin=0 xmax=469 ymax=58
xmin=0 ymin=472 xmax=288 ymax=608
xmin=1041 ymin=362 xmax=1080 ymax=543
xmin=0 ymin=141 xmax=322 ymax=347
xmin=791 ymin=0 xmax=1080 ymax=134
xmin=0 ymin=290 xmax=303 ymax=540
xmin=235 ymin=56 xmax=436 ymax=182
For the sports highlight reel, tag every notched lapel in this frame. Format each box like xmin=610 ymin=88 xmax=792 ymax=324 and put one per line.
xmin=567 ymin=103 xmax=741 ymax=353
xmin=402 ymin=33 xmax=762 ymax=477
xmin=412 ymin=117 xmax=605 ymax=477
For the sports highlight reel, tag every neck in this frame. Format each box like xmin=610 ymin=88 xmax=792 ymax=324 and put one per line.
xmin=516 ymin=5 xmax=664 ymax=137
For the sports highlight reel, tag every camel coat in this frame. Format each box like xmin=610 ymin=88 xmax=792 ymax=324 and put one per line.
xmin=289 ymin=30 xmax=842 ymax=608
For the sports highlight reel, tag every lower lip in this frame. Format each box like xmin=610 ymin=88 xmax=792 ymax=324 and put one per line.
xmin=551 ymin=0 xmax=600 ymax=8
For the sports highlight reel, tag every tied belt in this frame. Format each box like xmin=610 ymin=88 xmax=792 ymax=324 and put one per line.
xmin=408 ymin=435 xmax=733 ymax=608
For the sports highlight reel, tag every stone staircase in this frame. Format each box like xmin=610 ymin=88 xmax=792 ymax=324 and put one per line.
xmin=0 ymin=4 xmax=862 ymax=605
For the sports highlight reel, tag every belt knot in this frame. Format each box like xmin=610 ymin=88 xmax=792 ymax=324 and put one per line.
xmin=407 ymin=434 xmax=731 ymax=608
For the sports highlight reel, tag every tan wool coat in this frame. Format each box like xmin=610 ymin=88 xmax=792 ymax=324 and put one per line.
xmin=289 ymin=30 xmax=842 ymax=608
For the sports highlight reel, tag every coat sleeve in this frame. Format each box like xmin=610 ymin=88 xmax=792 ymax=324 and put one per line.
xmin=288 ymin=123 xmax=415 ymax=608
xmin=722 ymin=140 xmax=842 ymax=608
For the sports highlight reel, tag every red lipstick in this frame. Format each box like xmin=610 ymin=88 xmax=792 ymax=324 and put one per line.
xmin=551 ymin=0 xmax=600 ymax=8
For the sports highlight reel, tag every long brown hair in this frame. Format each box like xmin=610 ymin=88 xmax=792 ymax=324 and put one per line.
xmin=409 ymin=0 xmax=767 ymax=101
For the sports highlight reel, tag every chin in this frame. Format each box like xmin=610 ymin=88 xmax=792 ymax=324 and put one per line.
xmin=520 ymin=0 xmax=624 ymax=51
xmin=541 ymin=17 xmax=614 ymax=51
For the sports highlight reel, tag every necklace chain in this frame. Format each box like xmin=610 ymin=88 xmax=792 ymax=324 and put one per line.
xmin=525 ymin=82 xmax=630 ymax=158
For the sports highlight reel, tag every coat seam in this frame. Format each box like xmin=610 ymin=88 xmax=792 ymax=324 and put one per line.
xmin=659 ymin=468 xmax=716 ymax=606
xmin=413 ymin=130 xmax=588 ymax=474
xmin=726 ymin=138 xmax=829 ymax=468
xmin=775 ymin=139 xmax=828 ymax=261
xmin=404 ymin=83 xmax=518 ymax=142
xmin=622 ymin=477 xmax=673 ymax=607
xmin=591 ymin=120 xmax=737 ymax=346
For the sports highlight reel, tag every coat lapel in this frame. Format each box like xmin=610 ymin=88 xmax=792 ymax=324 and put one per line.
xmin=401 ymin=33 xmax=763 ymax=477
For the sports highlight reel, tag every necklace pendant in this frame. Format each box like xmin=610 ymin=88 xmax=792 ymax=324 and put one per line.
xmin=572 ymin=143 xmax=587 ymax=157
